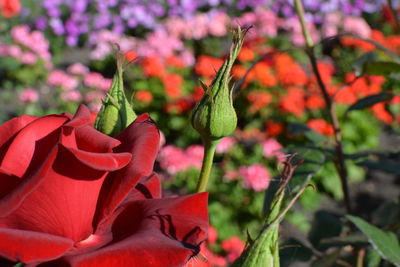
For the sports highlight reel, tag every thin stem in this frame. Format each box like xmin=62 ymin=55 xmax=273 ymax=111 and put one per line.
xmin=294 ymin=0 xmax=352 ymax=214
xmin=356 ymin=248 xmax=365 ymax=267
xmin=13 ymin=263 xmax=25 ymax=267
xmin=387 ymin=0 xmax=400 ymax=33
xmin=196 ymin=139 xmax=218 ymax=192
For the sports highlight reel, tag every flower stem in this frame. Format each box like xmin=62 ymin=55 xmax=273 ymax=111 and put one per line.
xmin=387 ymin=0 xmax=400 ymax=33
xmin=196 ymin=139 xmax=218 ymax=192
xmin=294 ymin=0 xmax=352 ymax=214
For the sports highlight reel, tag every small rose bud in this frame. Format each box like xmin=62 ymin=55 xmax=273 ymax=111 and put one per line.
xmin=191 ymin=26 xmax=248 ymax=142
xmin=94 ymin=53 xmax=137 ymax=136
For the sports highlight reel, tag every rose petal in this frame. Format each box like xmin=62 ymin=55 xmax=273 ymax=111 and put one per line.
xmin=96 ymin=114 xmax=160 ymax=220
xmin=66 ymin=193 xmax=208 ymax=267
xmin=0 ymin=115 xmax=37 ymax=148
xmin=0 ymin=145 xmax=114 ymax=242
xmin=65 ymin=105 xmax=92 ymax=128
xmin=60 ymin=145 xmax=131 ymax=172
xmin=0 ymin=115 xmax=68 ymax=178
xmin=0 ymin=146 xmax=59 ymax=217
xmin=0 ymin=228 xmax=73 ymax=264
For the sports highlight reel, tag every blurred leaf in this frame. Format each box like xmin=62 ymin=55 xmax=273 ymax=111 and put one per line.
xmin=357 ymin=158 xmax=400 ymax=175
xmin=287 ymin=147 xmax=326 ymax=193
xmin=362 ymin=61 xmax=400 ymax=76
xmin=280 ymin=238 xmax=313 ymax=267
xmin=310 ymin=250 xmax=341 ymax=267
xmin=352 ymin=52 xmax=378 ymax=76
xmin=287 ymin=122 xmax=328 ymax=144
xmin=347 ymin=93 xmax=394 ymax=112
xmin=366 ymin=248 xmax=381 ymax=267
xmin=373 ymin=202 xmax=400 ymax=228
xmin=347 ymin=215 xmax=400 ymax=266
xmin=319 ymin=234 xmax=368 ymax=249
xmin=309 ymin=211 xmax=343 ymax=250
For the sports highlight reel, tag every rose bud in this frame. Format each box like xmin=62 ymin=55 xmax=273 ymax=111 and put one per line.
xmin=95 ymin=53 xmax=137 ymax=136
xmin=191 ymin=26 xmax=247 ymax=142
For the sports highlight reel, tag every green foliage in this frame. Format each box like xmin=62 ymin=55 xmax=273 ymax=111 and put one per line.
xmin=347 ymin=215 xmax=400 ymax=266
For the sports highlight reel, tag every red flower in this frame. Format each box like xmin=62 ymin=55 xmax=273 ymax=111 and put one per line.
xmin=0 ymin=0 xmax=20 ymax=18
xmin=0 ymin=105 xmax=208 ymax=266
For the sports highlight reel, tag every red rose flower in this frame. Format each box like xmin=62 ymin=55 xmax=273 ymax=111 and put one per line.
xmin=0 ymin=105 xmax=208 ymax=266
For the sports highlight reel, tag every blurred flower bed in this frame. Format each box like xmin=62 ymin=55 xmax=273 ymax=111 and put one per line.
xmin=1 ymin=0 xmax=400 ymax=266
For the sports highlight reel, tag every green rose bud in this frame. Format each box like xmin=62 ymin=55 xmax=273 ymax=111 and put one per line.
xmin=191 ymin=26 xmax=248 ymax=142
xmin=94 ymin=53 xmax=137 ymax=136
xmin=232 ymin=191 xmax=284 ymax=267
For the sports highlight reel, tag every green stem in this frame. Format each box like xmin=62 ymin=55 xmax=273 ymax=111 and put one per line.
xmin=196 ymin=139 xmax=218 ymax=192
xmin=13 ymin=263 xmax=25 ymax=267
xmin=294 ymin=0 xmax=314 ymax=48
xmin=294 ymin=0 xmax=352 ymax=214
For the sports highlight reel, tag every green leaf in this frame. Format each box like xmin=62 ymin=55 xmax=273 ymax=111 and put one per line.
xmin=352 ymin=52 xmax=378 ymax=76
xmin=357 ymin=158 xmax=400 ymax=175
xmin=362 ymin=61 xmax=400 ymax=76
xmin=319 ymin=234 xmax=368 ymax=249
xmin=347 ymin=215 xmax=400 ymax=266
xmin=309 ymin=211 xmax=343 ymax=250
xmin=346 ymin=93 xmax=394 ymax=112
xmin=287 ymin=147 xmax=326 ymax=192
xmin=287 ymin=122 xmax=328 ymax=144
xmin=366 ymin=248 xmax=381 ymax=267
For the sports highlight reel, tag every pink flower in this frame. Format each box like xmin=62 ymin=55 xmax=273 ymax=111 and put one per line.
xmin=223 ymin=170 xmax=239 ymax=181
xmin=343 ymin=16 xmax=371 ymax=38
xmin=7 ymin=45 xmax=21 ymax=57
xmin=61 ymin=90 xmax=82 ymax=102
xmin=262 ymin=138 xmax=285 ymax=162
xmin=208 ymin=226 xmax=218 ymax=244
xmin=239 ymin=164 xmax=270 ymax=192
xmin=84 ymin=72 xmax=107 ymax=89
xmin=221 ymin=236 xmax=245 ymax=263
xmin=67 ymin=63 xmax=89 ymax=75
xmin=47 ymin=70 xmax=78 ymax=90
xmin=19 ymin=52 xmax=37 ymax=64
xmin=216 ymin=136 xmax=236 ymax=153
xmin=185 ymin=145 xmax=204 ymax=169
xmin=158 ymin=145 xmax=204 ymax=175
xmin=19 ymin=88 xmax=38 ymax=103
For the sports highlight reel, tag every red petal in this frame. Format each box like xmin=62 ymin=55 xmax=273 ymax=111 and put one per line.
xmin=0 ymin=228 xmax=73 ymax=264
xmin=65 ymin=105 xmax=92 ymax=128
xmin=96 ymin=114 xmax=160 ymax=220
xmin=66 ymin=193 xmax=208 ymax=267
xmin=60 ymin=145 xmax=131 ymax=172
xmin=0 ymin=115 xmax=37 ymax=148
xmin=0 ymin=115 xmax=68 ymax=178
xmin=0 ymin=146 xmax=110 ymax=242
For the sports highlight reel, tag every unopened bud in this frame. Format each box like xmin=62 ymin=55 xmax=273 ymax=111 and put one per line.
xmin=94 ymin=53 xmax=137 ymax=136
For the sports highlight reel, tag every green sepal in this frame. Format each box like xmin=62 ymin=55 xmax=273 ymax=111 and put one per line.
xmin=94 ymin=54 xmax=137 ymax=136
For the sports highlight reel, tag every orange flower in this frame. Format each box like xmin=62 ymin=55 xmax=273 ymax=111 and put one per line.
xmin=142 ymin=57 xmax=165 ymax=78
xmin=306 ymin=94 xmax=325 ymax=109
xmin=237 ymin=46 xmax=255 ymax=62
xmin=371 ymin=103 xmax=393 ymax=124
xmin=274 ymin=53 xmax=308 ymax=86
xmin=265 ymin=119 xmax=283 ymax=137
xmin=253 ymin=62 xmax=277 ymax=87
xmin=307 ymin=119 xmax=334 ymax=136
xmin=247 ymin=90 xmax=272 ymax=113
xmin=192 ymin=86 xmax=205 ymax=102
xmin=0 ymin=0 xmax=20 ymax=18
xmin=232 ymin=65 xmax=255 ymax=85
xmin=166 ymin=55 xmax=185 ymax=69
xmin=341 ymin=36 xmax=375 ymax=51
xmin=162 ymin=73 xmax=183 ymax=99
xmin=124 ymin=50 xmax=137 ymax=62
xmin=135 ymin=90 xmax=153 ymax=103
xmin=279 ymin=87 xmax=305 ymax=117
xmin=195 ymin=55 xmax=223 ymax=77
